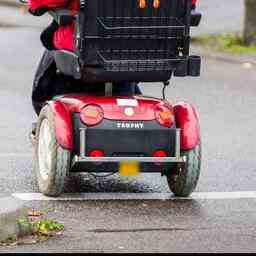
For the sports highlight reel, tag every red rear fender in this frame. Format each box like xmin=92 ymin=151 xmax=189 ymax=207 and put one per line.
xmin=174 ymin=102 xmax=200 ymax=150
xmin=48 ymin=101 xmax=73 ymax=150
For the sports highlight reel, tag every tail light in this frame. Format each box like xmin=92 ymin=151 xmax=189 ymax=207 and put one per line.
xmin=153 ymin=150 xmax=167 ymax=158
xmin=155 ymin=104 xmax=174 ymax=128
xmin=89 ymin=149 xmax=105 ymax=166
xmin=89 ymin=150 xmax=105 ymax=157
xmin=80 ymin=105 xmax=104 ymax=127
xmin=153 ymin=150 xmax=167 ymax=166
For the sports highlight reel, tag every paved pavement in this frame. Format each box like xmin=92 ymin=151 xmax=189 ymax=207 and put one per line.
xmin=0 ymin=2 xmax=256 ymax=253
xmin=2 ymin=199 xmax=256 ymax=253
xmin=194 ymin=0 xmax=244 ymax=35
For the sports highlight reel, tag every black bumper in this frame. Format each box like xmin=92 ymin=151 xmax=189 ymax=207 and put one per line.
xmin=71 ymin=115 xmax=181 ymax=173
xmin=71 ymin=156 xmax=185 ymax=173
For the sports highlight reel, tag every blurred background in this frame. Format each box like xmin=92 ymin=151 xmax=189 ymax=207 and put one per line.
xmin=0 ymin=0 xmax=245 ymax=34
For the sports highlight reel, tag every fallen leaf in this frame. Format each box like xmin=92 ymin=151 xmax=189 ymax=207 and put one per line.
xmin=28 ymin=209 xmax=44 ymax=217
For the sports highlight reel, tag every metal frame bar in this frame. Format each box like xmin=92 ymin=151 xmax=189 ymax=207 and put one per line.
xmin=74 ymin=156 xmax=185 ymax=163
xmin=80 ymin=128 xmax=86 ymax=157
xmin=76 ymin=128 xmax=186 ymax=166
xmin=175 ymin=128 xmax=181 ymax=159
xmin=97 ymin=17 xmax=185 ymax=31
xmin=105 ymin=82 xmax=113 ymax=96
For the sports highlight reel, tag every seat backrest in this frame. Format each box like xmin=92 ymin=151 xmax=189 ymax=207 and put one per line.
xmin=75 ymin=0 xmax=192 ymax=73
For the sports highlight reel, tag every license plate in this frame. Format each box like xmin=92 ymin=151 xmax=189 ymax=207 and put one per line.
xmin=119 ymin=161 xmax=140 ymax=177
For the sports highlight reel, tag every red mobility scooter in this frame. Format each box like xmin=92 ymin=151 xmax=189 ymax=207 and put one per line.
xmin=32 ymin=0 xmax=202 ymax=197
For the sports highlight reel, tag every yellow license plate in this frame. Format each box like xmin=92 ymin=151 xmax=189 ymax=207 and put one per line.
xmin=119 ymin=162 xmax=140 ymax=177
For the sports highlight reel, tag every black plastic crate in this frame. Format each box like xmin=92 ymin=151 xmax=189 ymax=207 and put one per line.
xmin=97 ymin=50 xmax=184 ymax=72
xmin=97 ymin=16 xmax=185 ymax=38
xmin=71 ymin=0 xmax=196 ymax=81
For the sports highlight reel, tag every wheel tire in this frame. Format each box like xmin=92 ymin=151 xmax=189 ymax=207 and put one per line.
xmin=167 ymin=142 xmax=201 ymax=197
xmin=35 ymin=105 xmax=71 ymax=197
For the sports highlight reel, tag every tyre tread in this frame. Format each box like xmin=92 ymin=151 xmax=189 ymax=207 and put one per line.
xmin=167 ymin=142 xmax=201 ymax=197
xmin=35 ymin=105 xmax=71 ymax=197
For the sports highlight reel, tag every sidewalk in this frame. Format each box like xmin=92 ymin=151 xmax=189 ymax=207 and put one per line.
xmin=191 ymin=45 xmax=256 ymax=67
xmin=2 ymin=198 xmax=256 ymax=253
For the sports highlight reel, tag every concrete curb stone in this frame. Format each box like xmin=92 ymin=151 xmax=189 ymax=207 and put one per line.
xmin=0 ymin=197 xmax=28 ymax=242
xmin=0 ymin=0 xmax=21 ymax=8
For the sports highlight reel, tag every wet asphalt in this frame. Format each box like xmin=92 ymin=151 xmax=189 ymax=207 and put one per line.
xmin=1 ymin=2 xmax=256 ymax=253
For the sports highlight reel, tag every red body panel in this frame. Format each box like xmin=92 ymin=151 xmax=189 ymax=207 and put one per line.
xmin=48 ymin=101 xmax=73 ymax=150
xmin=48 ymin=94 xmax=173 ymax=149
xmin=173 ymin=102 xmax=200 ymax=150
xmin=48 ymin=95 xmax=200 ymax=151
xmin=56 ymin=94 xmax=172 ymax=121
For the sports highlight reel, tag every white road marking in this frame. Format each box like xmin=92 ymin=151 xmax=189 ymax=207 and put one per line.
xmin=12 ymin=191 xmax=256 ymax=201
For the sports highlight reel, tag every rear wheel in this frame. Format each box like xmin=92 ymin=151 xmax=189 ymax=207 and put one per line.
xmin=167 ymin=142 xmax=201 ymax=197
xmin=35 ymin=105 xmax=71 ymax=197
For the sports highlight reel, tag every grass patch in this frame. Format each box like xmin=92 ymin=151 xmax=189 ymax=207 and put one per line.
xmin=192 ymin=33 xmax=256 ymax=55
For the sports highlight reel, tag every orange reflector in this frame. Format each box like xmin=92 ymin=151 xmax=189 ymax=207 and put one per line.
xmin=155 ymin=104 xmax=174 ymax=128
xmin=139 ymin=0 xmax=146 ymax=9
xmin=153 ymin=0 xmax=160 ymax=9
xmin=84 ymin=109 xmax=100 ymax=119
xmin=80 ymin=105 xmax=104 ymax=127
xmin=159 ymin=111 xmax=172 ymax=121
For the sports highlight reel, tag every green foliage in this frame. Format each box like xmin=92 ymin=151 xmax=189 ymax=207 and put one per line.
xmin=35 ymin=219 xmax=64 ymax=237
xmin=18 ymin=217 xmax=33 ymax=233
xmin=19 ymin=217 xmax=64 ymax=240
xmin=192 ymin=33 xmax=256 ymax=54
xmin=18 ymin=217 xmax=64 ymax=237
